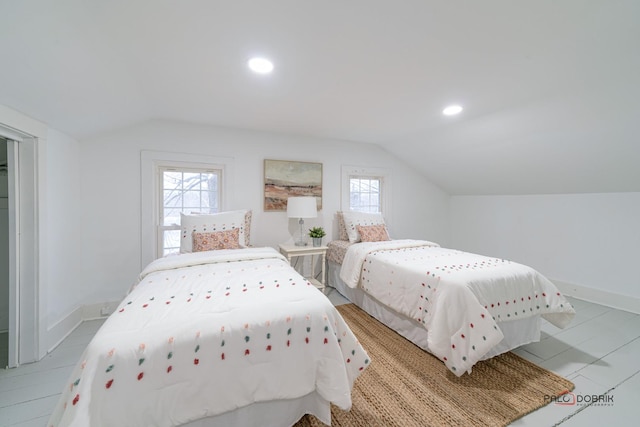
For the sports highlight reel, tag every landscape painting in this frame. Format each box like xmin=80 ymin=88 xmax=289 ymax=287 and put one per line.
xmin=264 ymin=159 xmax=322 ymax=211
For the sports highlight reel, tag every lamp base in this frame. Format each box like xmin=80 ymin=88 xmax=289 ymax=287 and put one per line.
xmin=294 ymin=218 xmax=307 ymax=246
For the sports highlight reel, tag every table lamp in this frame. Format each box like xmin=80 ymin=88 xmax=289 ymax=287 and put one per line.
xmin=287 ymin=196 xmax=317 ymax=246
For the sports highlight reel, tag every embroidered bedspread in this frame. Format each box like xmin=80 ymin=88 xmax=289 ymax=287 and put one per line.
xmin=339 ymin=240 xmax=575 ymax=376
xmin=49 ymin=247 xmax=369 ymax=427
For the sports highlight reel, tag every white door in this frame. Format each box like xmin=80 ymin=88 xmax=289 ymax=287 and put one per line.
xmin=3 ymin=133 xmax=39 ymax=367
xmin=0 ymin=139 xmax=8 ymax=367
xmin=14 ymin=137 xmax=39 ymax=366
xmin=6 ymin=138 xmax=18 ymax=367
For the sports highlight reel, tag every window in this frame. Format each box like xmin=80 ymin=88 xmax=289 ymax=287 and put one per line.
xmin=341 ymin=165 xmax=391 ymax=216
xmin=349 ymin=176 xmax=381 ymax=213
xmin=159 ymin=167 xmax=221 ymax=256
xmin=141 ymin=151 xmax=233 ymax=267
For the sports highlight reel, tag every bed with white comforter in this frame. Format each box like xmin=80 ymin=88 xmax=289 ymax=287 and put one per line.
xmin=338 ymin=239 xmax=575 ymax=376
xmin=49 ymin=247 xmax=369 ymax=427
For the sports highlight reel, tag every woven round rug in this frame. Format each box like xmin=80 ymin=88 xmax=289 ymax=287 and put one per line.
xmin=296 ymin=303 xmax=574 ymax=427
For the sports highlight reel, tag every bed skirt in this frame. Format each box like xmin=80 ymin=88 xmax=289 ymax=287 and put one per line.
xmin=182 ymin=391 xmax=330 ymax=427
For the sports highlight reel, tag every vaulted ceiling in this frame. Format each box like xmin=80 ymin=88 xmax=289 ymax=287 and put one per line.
xmin=1 ymin=0 xmax=639 ymax=195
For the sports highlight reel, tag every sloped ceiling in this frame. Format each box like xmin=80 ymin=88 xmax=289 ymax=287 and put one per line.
xmin=1 ymin=0 xmax=639 ymax=195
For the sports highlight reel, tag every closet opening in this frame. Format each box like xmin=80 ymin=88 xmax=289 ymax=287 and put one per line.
xmin=0 ymin=137 xmax=8 ymax=368
xmin=0 ymin=125 xmax=39 ymax=368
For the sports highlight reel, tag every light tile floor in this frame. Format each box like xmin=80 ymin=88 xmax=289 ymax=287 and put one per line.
xmin=1 ymin=292 xmax=638 ymax=426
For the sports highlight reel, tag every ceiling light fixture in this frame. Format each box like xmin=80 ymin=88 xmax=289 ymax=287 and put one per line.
xmin=443 ymin=105 xmax=463 ymax=116
xmin=248 ymin=57 xmax=274 ymax=74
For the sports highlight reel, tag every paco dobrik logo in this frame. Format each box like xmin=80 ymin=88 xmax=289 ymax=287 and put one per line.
xmin=545 ymin=391 xmax=614 ymax=407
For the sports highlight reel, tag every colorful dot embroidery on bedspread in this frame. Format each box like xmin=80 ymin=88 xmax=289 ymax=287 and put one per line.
xmin=49 ymin=251 xmax=369 ymax=427
xmin=358 ymin=245 xmax=575 ymax=375
xmin=91 ymin=311 xmax=346 ymax=393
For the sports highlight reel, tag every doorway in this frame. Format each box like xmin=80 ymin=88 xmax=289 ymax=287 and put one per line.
xmin=0 ymin=137 xmax=7 ymax=367
xmin=0 ymin=125 xmax=39 ymax=368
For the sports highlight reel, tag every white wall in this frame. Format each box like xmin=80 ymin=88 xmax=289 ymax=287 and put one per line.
xmin=79 ymin=119 xmax=451 ymax=304
xmin=451 ymin=193 xmax=640 ymax=310
xmin=43 ymin=129 xmax=84 ymax=329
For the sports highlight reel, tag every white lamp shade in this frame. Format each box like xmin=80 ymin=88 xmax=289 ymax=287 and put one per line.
xmin=286 ymin=197 xmax=317 ymax=218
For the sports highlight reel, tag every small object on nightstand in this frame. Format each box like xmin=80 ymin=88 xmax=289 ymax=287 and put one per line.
xmin=308 ymin=226 xmax=326 ymax=247
xmin=279 ymin=243 xmax=328 ymax=293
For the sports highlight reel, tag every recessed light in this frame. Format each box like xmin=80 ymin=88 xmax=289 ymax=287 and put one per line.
xmin=248 ymin=57 xmax=274 ymax=74
xmin=443 ymin=105 xmax=463 ymax=116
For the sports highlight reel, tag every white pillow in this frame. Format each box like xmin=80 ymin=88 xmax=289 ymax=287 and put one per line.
xmin=180 ymin=210 xmax=248 ymax=253
xmin=341 ymin=211 xmax=387 ymax=243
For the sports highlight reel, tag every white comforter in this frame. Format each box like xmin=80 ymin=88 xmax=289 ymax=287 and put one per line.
xmin=340 ymin=240 xmax=575 ymax=376
xmin=49 ymin=247 xmax=369 ymax=427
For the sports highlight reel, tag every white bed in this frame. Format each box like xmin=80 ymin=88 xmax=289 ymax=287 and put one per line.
xmin=328 ymin=211 xmax=575 ymax=376
xmin=48 ymin=247 xmax=370 ymax=427
xmin=329 ymin=258 xmax=542 ymax=361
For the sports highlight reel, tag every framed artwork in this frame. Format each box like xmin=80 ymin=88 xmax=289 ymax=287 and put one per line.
xmin=264 ymin=159 xmax=323 ymax=211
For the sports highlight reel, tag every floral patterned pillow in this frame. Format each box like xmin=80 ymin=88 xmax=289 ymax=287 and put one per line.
xmin=336 ymin=211 xmax=349 ymax=241
xmin=341 ymin=211 xmax=387 ymax=243
xmin=192 ymin=229 xmax=241 ymax=251
xmin=180 ymin=210 xmax=249 ymax=253
xmin=356 ymin=224 xmax=390 ymax=242
xmin=243 ymin=210 xmax=252 ymax=247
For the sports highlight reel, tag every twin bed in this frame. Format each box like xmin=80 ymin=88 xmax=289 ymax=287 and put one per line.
xmin=49 ymin=209 xmax=575 ymax=426
xmin=48 ymin=211 xmax=369 ymax=427
xmin=328 ymin=211 xmax=575 ymax=376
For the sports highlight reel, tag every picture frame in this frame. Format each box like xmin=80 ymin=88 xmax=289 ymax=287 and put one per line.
xmin=264 ymin=159 xmax=323 ymax=211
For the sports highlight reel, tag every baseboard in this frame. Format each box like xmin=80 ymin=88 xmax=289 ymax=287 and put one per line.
xmin=552 ymin=279 xmax=640 ymax=315
xmin=46 ymin=300 xmax=120 ymax=354
xmin=46 ymin=306 xmax=83 ymax=354
xmin=82 ymin=300 xmax=120 ymax=321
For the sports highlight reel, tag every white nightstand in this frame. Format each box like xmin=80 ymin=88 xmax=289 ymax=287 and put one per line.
xmin=278 ymin=243 xmax=328 ymax=293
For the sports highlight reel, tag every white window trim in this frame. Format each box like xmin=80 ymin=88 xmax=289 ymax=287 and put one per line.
xmin=341 ymin=165 xmax=392 ymax=221
xmin=157 ymin=166 xmax=222 ymax=257
xmin=141 ymin=150 xmax=234 ymax=268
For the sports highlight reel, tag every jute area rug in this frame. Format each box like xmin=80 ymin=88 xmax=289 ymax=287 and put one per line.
xmin=296 ymin=303 xmax=574 ymax=427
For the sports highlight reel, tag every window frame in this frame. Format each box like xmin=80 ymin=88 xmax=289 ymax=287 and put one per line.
xmin=341 ymin=165 xmax=391 ymax=218
xmin=158 ymin=166 xmax=223 ymax=257
xmin=141 ymin=151 xmax=234 ymax=267
xmin=348 ymin=175 xmax=383 ymax=213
